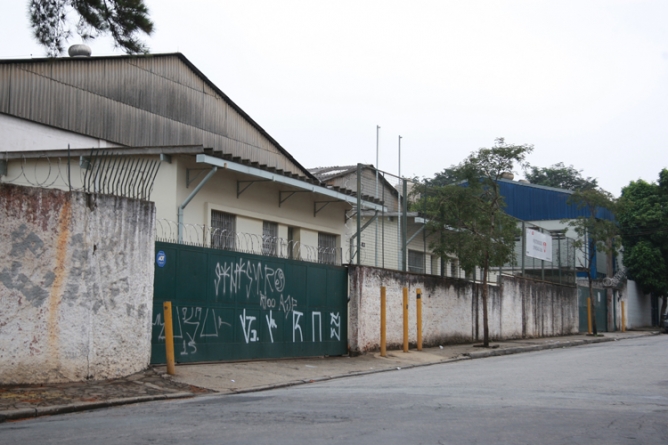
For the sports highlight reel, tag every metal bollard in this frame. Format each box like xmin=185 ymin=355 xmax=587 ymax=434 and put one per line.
xmin=403 ymin=287 xmax=409 ymax=352
xmin=621 ymin=300 xmax=626 ymax=333
xmin=163 ymin=301 xmax=176 ymax=375
xmin=416 ymin=289 xmax=423 ymax=351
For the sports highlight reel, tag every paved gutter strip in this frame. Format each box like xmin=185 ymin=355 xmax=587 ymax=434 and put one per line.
xmin=0 ymin=392 xmax=193 ymax=423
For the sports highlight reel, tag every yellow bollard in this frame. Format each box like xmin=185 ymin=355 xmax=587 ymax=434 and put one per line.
xmin=587 ymin=297 xmax=592 ymax=335
xmin=403 ymin=287 xmax=409 ymax=353
xmin=163 ymin=301 xmax=176 ymax=375
xmin=380 ymin=286 xmax=387 ymax=357
xmin=416 ymin=289 xmax=423 ymax=351
xmin=621 ymin=300 xmax=626 ymax=332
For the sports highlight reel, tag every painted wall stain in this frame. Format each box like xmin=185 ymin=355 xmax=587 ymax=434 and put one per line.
xmin=47 ymin=197 xmax=72 ymax=368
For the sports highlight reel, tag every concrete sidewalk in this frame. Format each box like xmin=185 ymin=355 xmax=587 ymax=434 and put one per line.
xmin=0 ymin=330 xmax=660 ymax=422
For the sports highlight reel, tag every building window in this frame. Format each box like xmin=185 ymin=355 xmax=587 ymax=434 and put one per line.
xmin=408 ymin=250 xmax=425 ymax=274
xmin=211 ymin=210 xmax=235 ymax=250
xmin=318 ymin=232 xmax=337 ymax=265
xmin=450 ymin=259 xmax=459 ymax=278
xmin=262 ymin=221 xmax=278 ymax=256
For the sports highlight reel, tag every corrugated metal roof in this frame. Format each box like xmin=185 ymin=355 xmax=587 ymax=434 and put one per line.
xmin=0 ymin=53 xmax=317 ymax=181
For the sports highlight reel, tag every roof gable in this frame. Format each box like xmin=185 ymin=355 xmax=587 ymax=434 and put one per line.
xmin=0 ymin=53 xmax=315 ymax=179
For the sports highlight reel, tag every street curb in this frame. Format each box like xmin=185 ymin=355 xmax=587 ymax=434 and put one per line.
xmin=463 ymin=331 xmax=659 ymax=359
xmin=0 ymin=391 xmax=193 ymax=423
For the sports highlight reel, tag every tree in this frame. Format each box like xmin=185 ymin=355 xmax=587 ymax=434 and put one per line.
xmin=566 ymin=188 xmax=619 ymax=335
xmin=422 ymin=138 xmax=533 ymax=347
xmin=28 ymin=0 xmax=154 ymax=56
xmin=524 ymin=162 xmax=598 ymax=191
xmin=618 ymin=169 xmax=668 ymax=324
xmin=425 ymin=166 xmax=460 ymax=187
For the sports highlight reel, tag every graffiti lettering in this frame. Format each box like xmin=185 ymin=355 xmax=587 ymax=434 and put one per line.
xmin=293 ymin=310 xmax=304 ymax=342
xmin=330 ymin=312 xmax=341 ymax=341
xmin=312 ymin=311 xmax=322 ymax=342
xmin=279 ymin=295 xmax=298 ymax=319
xmin=240 ymin=309 xmax=258 ymax=343
xmin=266 ymin=310 xmax=278 ymax=343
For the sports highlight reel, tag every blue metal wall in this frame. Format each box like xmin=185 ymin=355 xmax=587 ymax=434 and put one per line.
xmin=498 ymin=180 xmax=614 ymax=221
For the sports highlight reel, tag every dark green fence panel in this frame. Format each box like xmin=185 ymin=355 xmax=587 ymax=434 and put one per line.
xmin=578 ymin=286 xmax=608 ymax=333
xmin=151 ymin=242 xmax=348 ymax=364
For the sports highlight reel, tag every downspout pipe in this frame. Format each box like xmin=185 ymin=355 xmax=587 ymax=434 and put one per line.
xmin=178 ymin=167 xmax=218 ymax=243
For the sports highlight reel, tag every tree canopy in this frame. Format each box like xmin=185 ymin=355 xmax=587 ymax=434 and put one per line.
xmin=524 ymin=162 xmax=598 ymax=191
xmin=422 ymin=138 xmax=533 ymax=346
xmin=618 ymin=169 xmax=668 ymax=319
xmin=28 ymin=0 xmax=154 ymax=56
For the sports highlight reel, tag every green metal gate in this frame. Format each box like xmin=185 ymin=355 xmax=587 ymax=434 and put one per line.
xmin=578 ymin=286 xmax=608 ymax=333
xmin=151 ymin=242 xmax=348 ymax=364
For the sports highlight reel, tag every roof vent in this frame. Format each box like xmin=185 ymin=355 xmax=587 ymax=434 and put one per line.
xmin=518 ymin=179 xmax=530 ymax=184
xmin=68 ymin=44 xmax=92 ymax=58
xmin=500 ymin=172 xmax=514 ymax=180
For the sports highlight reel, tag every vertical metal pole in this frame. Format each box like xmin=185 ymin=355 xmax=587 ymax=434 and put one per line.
xmin=380 ymin=286 xmax=387 ymax=357
xmin=357 ymin=163 xmax=362 ymax=266
xmin=382 ymin=174 xmax=385 ymax=269
xmin=587 ymin=297 xmax=593 ymax=335
xmin=402 ymin=178 xmax=408 ymax=272
xmin=541 ymin=228 xmax=545 ymax=281
xmin=397 ymin=135 xmax=402 ymax=270
xmin=375 ymin=126 xmax=380 ymax=267
xmin=163 ymin=301 xmax=176 ymax=375
xmin=416 ymin=289 xmax=423 ymax=351
xmin=423 ymin=182 xmax=427 ymax=274
xmin=558 ymin=236 xmax=562 ymax=284
xmin=403 ymin=287 xmax=409 ymax=352
xmin=67 ymin=144 xmax=72 ymax=192
xmin=521 ymin=222 xmax=526 ymax=277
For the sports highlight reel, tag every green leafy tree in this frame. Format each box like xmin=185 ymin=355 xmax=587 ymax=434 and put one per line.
xmin=618 ymin=169 xmax=668 ymax=324
xmin=524 ymin=162 xmax=598 ymax=191
xmin=422 ymin=138 xmax=532 ymax=347
xmin=28 ymin=0 xmax=154 ymax=56
xmin=566 ymin=188 xmax=619 ymax=335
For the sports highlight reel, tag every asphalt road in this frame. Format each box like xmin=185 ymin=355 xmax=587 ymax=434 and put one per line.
xmin=2 ymin=335 xmax=667 ymax=445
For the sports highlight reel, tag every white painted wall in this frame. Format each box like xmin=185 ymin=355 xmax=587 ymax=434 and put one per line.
xmin=348 ymin=266 xmax=579 ymax=353
xmin=0 ymin=184 xmax=155 ymax=384
xmin=0 ymin=113 xmax=120 ymax=152
xmin=624 ymin=279 xmax=652 ymax=328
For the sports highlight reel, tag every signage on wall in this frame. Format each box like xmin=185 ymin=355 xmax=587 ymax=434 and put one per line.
xmin=525 ymin=229 xmax=552 ymax=262
xmin=156 ymin=250 xmax=167 ymax=268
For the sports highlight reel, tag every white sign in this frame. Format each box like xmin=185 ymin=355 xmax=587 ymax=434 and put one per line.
xmin=525 ymin=229 xmax=552 ymax=262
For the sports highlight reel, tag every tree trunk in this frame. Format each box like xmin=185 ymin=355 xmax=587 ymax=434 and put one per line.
xmin=660 ymin=295 xmax=667 ymax=329
xmin=589 ymin=276 xmax=598 ymax=335
xmin=482 ymin=256 xmax=490 ymax=347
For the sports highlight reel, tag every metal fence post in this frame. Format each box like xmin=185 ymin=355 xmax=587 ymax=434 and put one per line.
xmin=357 ymin=163 xmax=362 ymax=266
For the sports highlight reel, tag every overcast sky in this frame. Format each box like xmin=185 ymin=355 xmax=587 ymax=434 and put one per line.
xmin=2 ymin=0 xmax=667 ymax=195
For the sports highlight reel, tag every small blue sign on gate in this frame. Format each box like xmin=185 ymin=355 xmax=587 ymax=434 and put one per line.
xmin=156 ymin=250 xmax=166 ymax=268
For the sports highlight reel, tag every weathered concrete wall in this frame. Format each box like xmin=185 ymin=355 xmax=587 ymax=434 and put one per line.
xmin=349 ymin=266 xmax=578 ymax=353
xmin=0 ymin=184 xmax=155 ymax=384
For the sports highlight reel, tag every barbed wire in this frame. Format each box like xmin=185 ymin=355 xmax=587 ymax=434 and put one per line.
xmin=1 ymin=151 xmax=160 ymax=200
xmin=155 ymin=219 xmax=342 ymax=265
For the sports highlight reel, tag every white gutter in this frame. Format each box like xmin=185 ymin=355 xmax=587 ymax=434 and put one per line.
xmin=196 ymin=154 xmax=385 ymax=211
